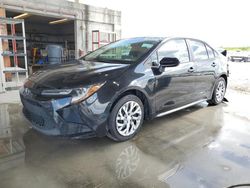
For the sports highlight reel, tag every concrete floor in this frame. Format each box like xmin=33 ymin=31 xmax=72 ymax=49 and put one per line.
xmin=0 ymin=89 xmax=250 ymax=188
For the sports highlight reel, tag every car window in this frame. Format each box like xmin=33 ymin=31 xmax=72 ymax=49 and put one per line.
xmin=206 ymin=45 xmax=215 ymax=59
xmin=158 ymin=39 xmax=190 ymax=63
xmin=188 ymin=40 xmax=208 ymax=61
xmin=82 ymin=38 xmax=162 ymax=63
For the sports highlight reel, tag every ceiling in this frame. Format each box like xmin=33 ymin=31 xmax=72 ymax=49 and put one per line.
xmin=6 ymin=11 xmax=74 ymax=25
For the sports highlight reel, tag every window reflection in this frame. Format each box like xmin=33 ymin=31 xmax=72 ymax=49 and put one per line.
xmin=158 ymin=39 xmax=190 ymax=63
xmin=189 ymin=40 xmax=208 ymax=61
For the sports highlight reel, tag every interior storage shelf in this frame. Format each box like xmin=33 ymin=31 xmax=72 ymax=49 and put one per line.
xmin=2 ymin=51 xmax=26 ymax=57
xmin=0 ymin=17 xmax=28 ymax=92
xmin=2 ymin=52 xmax=26 ymax=57
xmin=3 ymin=67 xmax=28 ymax=73
xmin=0 ymin=17 xmax=23 ymax=24
xmin=0 ymin=35 xmax=25 ymax=40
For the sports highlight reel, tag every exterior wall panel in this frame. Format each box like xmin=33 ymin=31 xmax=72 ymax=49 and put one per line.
xmin=0 ymin=0 xmax=121 ymax=57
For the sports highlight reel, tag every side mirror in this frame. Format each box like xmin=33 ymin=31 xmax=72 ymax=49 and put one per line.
xmin=221 ymin=50 xmax=227 ymax=57
xmin=217 ymin=48 xmax=227 ymax=56
xmin=160 ymin=57 xmax=180 ymax=67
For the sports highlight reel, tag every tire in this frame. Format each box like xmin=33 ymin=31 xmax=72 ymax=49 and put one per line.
xmin=207 ymin=77 xmax=226 ymax=105
xmin=107 ymin=95 xmax=144 ymax=142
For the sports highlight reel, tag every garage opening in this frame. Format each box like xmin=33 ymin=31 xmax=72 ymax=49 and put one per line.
xmin=5 ymin=10 xmax=75 ymax=74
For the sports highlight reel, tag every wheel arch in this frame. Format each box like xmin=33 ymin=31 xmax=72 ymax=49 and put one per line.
xmin=109 ymin=88 xmax=153 ymax=120
xmin=209 ymin=73 xmax=228 ymax=100
xmin=219 ymin=74 xmax=228 ymax=86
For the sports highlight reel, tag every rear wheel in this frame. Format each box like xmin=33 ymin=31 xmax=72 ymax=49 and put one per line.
xmin=108 ymin=95 xmax=144 ymax=141
xmin=207 ymin=77 xmax=226 ymax=105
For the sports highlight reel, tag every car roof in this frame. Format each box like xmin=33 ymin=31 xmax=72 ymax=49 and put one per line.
xmin=126 ymin=36 xmax=206 ymax=42
xmin=120 ymin=37 xmax=211 ymax=47
xmin=122 ymin=37 xmax=165 ymax=42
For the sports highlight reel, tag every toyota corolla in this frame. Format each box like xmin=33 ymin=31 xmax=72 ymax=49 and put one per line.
xmin=20 ymin=37 xmax=229 ymax=141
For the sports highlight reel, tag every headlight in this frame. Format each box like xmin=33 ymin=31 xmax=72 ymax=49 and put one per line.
xmin=41 ymin=83 xmax=104 ymax=104
xmin=71 ymin=83 xmax=104 ymax=104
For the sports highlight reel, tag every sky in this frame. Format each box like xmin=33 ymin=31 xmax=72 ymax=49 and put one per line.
xmin=80 ymin=0 xmax=249 ymax=47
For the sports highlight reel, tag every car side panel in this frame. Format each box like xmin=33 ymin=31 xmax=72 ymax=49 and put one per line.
xmin=153 ymin=62 xmax=197 ymax=113
xmin=194 ymin=58 xmax=217 ymax=99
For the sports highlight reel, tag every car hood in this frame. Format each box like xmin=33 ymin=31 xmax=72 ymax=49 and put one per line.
xmin=28 ymin=60 xmax=130 ymax=89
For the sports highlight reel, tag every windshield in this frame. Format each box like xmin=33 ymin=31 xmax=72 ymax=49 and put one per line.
xmin=82 ymin=38 xmax=162 ymax=63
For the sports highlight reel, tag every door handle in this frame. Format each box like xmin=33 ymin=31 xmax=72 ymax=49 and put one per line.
xmin=188 ymin=67 xmax=194 ymax=73
xmin=211 ymin=62 xmax=216 ymax=67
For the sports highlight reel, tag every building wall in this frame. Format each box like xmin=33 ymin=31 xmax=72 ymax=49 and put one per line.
xmin=0 ymin=0 xmax=122 ymax=57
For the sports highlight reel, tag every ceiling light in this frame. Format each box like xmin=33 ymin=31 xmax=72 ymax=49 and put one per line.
xmin=13 ymin=13 xmax=29 ymax=19
xmin=49 ymin=18 xmax=68 ymax=25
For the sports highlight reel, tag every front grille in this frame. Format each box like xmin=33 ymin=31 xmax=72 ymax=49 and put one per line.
xmin=23 ymin=109 xmax=44 ymax=127
xmin=23 ymin=97 xmax=42 ymax=107
xmin=21 ymin=96 xmax=55 ymax=130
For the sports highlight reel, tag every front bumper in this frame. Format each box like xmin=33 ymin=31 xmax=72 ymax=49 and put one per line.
xmin=20 ymin=87 xmax=109 ymax=138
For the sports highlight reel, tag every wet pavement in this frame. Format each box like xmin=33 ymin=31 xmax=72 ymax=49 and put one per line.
xmin=0 ymin=89 xmax=250 ymax=188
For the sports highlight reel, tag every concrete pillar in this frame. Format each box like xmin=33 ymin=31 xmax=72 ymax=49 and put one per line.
xmin=74 ymin=19 xmax=86 ymax=58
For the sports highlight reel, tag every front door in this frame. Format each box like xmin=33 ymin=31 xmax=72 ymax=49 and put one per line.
xmin=153 ymin=39 xmax=197 ymax=114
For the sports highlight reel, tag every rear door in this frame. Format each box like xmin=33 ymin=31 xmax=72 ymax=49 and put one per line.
xmin=153 ymin=38 xmax=197 ymax=113
xmin=187 ymin=39 xmax=216 ymax=100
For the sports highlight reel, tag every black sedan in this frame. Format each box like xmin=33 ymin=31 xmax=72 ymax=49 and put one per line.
xmin=20 ymin=37 xmax=229 ymax=141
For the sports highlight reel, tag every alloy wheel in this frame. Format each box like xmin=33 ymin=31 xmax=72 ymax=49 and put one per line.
xmin=216 ymin=80 xmax=225 ymax=102
xmin=116 ymin=101 xmax=142 ymax=136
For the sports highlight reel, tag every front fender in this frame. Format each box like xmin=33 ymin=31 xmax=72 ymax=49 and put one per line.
xmin=108 ymin=85 xmax=155 ymax=119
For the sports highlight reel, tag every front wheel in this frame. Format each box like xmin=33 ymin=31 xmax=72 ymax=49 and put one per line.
xmin=107 ymin=95 xmax=144 ymax=142
xmin=207 ymin=77 xmax=226 ymax=105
